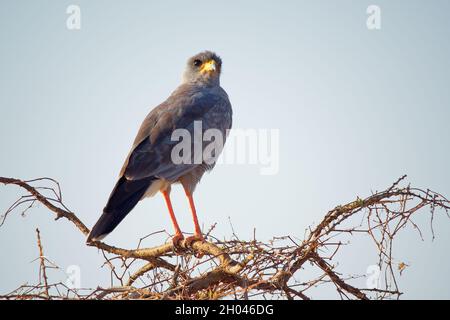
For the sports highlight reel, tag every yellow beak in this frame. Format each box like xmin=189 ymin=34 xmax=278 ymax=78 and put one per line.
xmin=200 ymin=60 xmax=216 ymax=73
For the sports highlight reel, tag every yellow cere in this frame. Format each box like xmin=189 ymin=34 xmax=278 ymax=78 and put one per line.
xmin=200 ymin=60 xmax=216 ymax=73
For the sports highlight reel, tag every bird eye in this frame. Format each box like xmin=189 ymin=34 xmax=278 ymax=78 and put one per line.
xmin=193 ymin=59 xmax=202 ymax=67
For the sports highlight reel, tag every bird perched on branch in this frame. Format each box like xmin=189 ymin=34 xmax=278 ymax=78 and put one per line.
xmin=87 ymin=51 xmax=232 ymax=244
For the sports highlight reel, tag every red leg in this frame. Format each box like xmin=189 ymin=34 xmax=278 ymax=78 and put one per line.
xmin=162 ymin=190 xmax=183 ymax=244
xmin=187 ymin=194 xmax=202 ymax=237
xmin=182 ymin=186 xmax=204 ymax=243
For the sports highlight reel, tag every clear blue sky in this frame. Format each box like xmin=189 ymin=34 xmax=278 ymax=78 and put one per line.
xmin=1 ymin=0 xmax=449 ymax=298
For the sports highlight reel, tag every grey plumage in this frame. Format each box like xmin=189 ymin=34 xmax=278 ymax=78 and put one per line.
xmin=87 ymin=51 xmax=232 ymax=243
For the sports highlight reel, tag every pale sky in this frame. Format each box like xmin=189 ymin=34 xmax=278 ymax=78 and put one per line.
xmin=1 ymin=0 xmax=450 ymax=299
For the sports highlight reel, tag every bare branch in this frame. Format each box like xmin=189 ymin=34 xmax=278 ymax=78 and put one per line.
xmin=1 ymin=175 xmax=449 ymax=299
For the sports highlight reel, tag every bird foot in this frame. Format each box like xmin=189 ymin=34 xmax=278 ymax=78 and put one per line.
xmin=185 ymin=233 xmax=204 ymax=247
xmin=185 ymin=234 xmax=205 ymax=258
xmin=171 ymin=233 xmax=185 ymax=246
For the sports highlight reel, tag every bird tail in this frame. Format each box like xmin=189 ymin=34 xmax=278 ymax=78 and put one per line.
xmin=86 ymin=176 xmax=155 ymax=243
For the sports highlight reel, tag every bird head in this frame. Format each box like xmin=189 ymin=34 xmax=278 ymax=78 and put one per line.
xmin=183 ymin=51 xmax=222 ymax=86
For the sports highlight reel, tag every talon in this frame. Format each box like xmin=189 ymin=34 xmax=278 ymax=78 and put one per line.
xmin=185 ymin=234 xmax=205 ymax=258
xmin=171 ymin=233 xmax=184 ymax=246
xmin=185 ymin=233 xmax=204 ymax=247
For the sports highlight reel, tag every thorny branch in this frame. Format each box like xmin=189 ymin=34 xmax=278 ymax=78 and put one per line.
xmin=35 ymin=228 xmax=50 ymax=298
xmin=0 ymin=175 xmax=449 ymax=299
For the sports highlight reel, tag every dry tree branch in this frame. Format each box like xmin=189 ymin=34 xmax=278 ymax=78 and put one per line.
xmin=35 ymin=228 xmax=49 ymax=298
xmin=0 ymin=175 xmax=449 ymax=300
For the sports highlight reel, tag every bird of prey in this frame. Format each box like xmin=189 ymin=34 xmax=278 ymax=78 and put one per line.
xmin=87 ymin=51 xmax=232 ymax=244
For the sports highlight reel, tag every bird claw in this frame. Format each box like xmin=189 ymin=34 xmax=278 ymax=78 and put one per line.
xmin=171 ymin=233 xmax=204 ymax=258
xmin=184 ymin=234 xmax=205 ymax=258
xmin=171 ymin=233 xmax=185 ymax=246
xmin=185 ymin=234 xmax=204 ymax=247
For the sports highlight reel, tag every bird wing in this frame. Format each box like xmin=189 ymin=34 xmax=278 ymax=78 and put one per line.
xmin=121 ymin=84 xmax=232 ymax=182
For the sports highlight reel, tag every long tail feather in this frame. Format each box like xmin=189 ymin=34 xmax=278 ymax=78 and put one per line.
xmin=86 ymin=176 xmax=154 ymax=243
